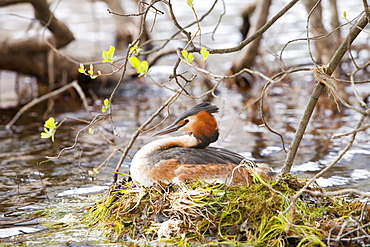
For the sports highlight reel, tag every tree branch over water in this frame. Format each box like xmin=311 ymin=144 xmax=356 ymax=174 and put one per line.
xmin=281 ymin=13 xmax=369 ymax=174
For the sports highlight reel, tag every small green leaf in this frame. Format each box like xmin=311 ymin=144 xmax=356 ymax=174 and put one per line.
xmin=86 ymin=64 xmax=98 ymax=79
xmin=181 ymin=50 xmax=194 ymax=64
xmin=182 ymin=50 xmax=188 ymax=58
xmin=129 ymin=42 xmax=142 ymax=55
xmin=108 ymin=46 xmax=115 ymax=56
xmin=343 ymin=11 xmax=347 ymax=18
xmin=129 ymin=56 xmax=141 ymax=70
xmin=44 ymin=117 xmax=57 ymax=129
xmin=129 ymin=56 xmax=149 ymax=77
xmin=200 ymin=47 xmax=209 ymax=61
xmin=40 ymin=132 xmax=50 ymax=139
xmin=186 ymin=0 xmax=194 ymax=7
xmin=78 ymin=64 xmax=85 ymax=73
xmin=88 ymin=128 xmax=94 ymax=134
xmin=102 ymin=46 xmax=116 ymax=63
xmin=188 ymin=54 xmax=194 ymax=62
xmin=102 ymin=50 xmax=108 ymax=60
xmin=88 ymin=64 xmax=94 ymax=75
xmin=41 ymin=117 xmax=57 ymax=142
xmin=141 ymin=61 xmax=148 ymax=74
xmin=104 ymin=98 xmax=110 ymax=108
xmin=102 ymin=98 xmax=110 ymax=113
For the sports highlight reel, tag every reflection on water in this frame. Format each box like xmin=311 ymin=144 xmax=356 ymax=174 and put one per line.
xmin=0 ymin=0 xmax=369 ymax=244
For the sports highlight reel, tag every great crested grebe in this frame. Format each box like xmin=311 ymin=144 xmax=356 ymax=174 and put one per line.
xmin=130 ymin=102 xmax=278 ymax=186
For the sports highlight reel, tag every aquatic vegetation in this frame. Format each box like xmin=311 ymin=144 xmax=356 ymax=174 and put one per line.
xmin=83 ymin=176 xmax=370 ymax=246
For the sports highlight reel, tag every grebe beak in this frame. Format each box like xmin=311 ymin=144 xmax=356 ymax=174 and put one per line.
xmin=153 ymin=123 xmax=182 ymax=136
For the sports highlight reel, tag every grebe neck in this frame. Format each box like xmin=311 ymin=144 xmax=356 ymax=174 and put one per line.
xmin=131 ymin=135 xmax=200 ymax=175
xmin=143 ymin=135 xmax=201 ymax=153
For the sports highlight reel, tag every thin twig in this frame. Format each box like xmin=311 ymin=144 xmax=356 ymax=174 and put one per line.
xmin=112 ymin=92 xmax=182 ymax=183
xmin=305 ymin=0 xmax=323 ymax=66
xmin=260 ymin=80 xmax=287 ymax=153
xmin=349 ymin=59 xmax=370 ymax=107
xmin=107 ymin=2 xmax=164 ymax=17
xmin=5 ymin=80 xmax=89 ymax=130
xmin=338 ymin=222 xmax=370 ymax=240
xmin=211 ymin=0 xmax=224 ymax=41
xmin=190 ymin=0 xmax=300 ymax=54
xmin=183 ymin=2 xmax=202 ymax=51
xmin=43 ymin=115 xmax=107 ymax=160
xmin=332 ymin=124 xmax=370 ymax=138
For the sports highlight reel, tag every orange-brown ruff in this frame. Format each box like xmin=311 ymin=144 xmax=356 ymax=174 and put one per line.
xmin=130 ymin=102 xmax=277 ymax=186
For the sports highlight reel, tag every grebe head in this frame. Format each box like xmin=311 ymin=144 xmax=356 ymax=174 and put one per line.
xmin=154 ymin=102 xmax=219 ymax=147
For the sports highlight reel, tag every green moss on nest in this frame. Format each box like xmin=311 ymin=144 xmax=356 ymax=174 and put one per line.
xmin=83 ymin=176 xmax=369 ymax=246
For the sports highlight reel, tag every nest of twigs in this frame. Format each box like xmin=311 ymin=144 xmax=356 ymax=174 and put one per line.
xmin=84 ymin=175 xmax=370 ymax=246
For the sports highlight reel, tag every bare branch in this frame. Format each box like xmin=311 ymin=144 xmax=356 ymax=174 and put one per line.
xmin=281 ymin=14 xmax=369 ymax=175
xmin=333 ymin=124 xmax=370 ymax=139
xmin=112 ymin=91 xmax=184 ymax=183
xmin=5 ymin=80 xmax=89 ymax=129
xmin=31 ymin=0 xmax=74 ymax=48
xmin=107 ymin=2 xmax=164 ymax=17
xmin=194 ymin=0 xmax=300 ymax=54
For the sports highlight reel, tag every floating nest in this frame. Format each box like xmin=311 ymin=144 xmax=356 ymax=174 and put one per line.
xmin=84 ymin=175 xmax=370 ymax=246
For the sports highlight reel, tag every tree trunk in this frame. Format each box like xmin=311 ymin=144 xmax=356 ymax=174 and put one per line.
xmin=302 ymin=0 xmax=339 ymax=65
xmin=329 ymin=0 xmax=341 ymax=40
xmin=30 ymin=0 xmax=75 ymax=48
xmin=239 ymin=2 xmax=257 ymax=40
xmin=226 ymin=0 xmax=271 ymax=91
